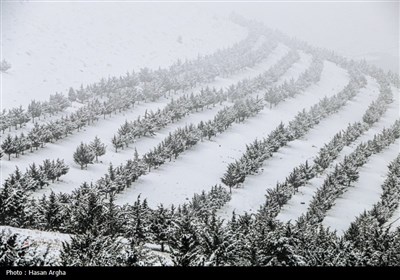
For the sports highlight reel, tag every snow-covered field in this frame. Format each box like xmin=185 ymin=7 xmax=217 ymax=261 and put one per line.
xmin=2 ymin=2 xmax=246 ymax=109
xmin=117 ymin=59 xmax=345 ymax=208
xmin=1 ymin=43 xmax=290 ymax=194
xmin=1 ymin=1 xmax=399 ymax=266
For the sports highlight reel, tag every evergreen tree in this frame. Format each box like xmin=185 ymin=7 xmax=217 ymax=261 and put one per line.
xmin=111 ymin=135 xmax=123 ymax=153
xmin=199 ymin=213 xmax=231 ymax=266
xmin=89 ymin=136 xmax=106 ymax=162
xmin=60 ymin=232 xmax=122 ymax=266
xmin=149 ymin=204 xmax=171 ymax=252
xmin=54 ymin=159 xmax=69 ymax=181
xmin=44 ymin=191 xmax=62 ymax=230
xmin=73 ymin=142 xmax=95 ymax=169
xmin=1 ymin=134 xmax=15 ymax=160
xmin=68 ymin=87 xmax=77 ymax=102
xmin=27 ymin=123 xmax=43 ymax=151
xmin=169 ymin=212 xmax=201 ymax=266
xmin=27 ymin=100 xmax=42 ymax=122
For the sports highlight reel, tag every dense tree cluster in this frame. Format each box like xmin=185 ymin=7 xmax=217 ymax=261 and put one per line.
xmin=221 ymin=74 xmax=367 ymax=188
xmin=4 ymin=177 xmax=400 ymax=266
xmin=0 ymin=159 xmax=69 ymax=227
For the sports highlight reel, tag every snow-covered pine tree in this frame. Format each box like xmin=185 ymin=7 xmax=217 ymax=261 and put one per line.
xmin=168 ymin=212 xmax=201 ymax=266
xmin=54 ymin=159 xmax=69 ymax=181
xmin=68 ymin=87 xmax=77 ymax=102
xmin=89 ymin=136 xmax=106 ymax=162
xmin=43 ymin=191 xmax=62 ymax=230
xmin=149 ymin=204 xmax=171 ymax=252
xmin=27 ymin=100 xmax=42 ymax=122
xmin=1 ymin=134 xmax=15 ymax=160
xmin=27 ymin=162 xmax=48 ymax=190
xmin=60 ymin=232 xmax=123 ymax=266
xmin=73 ymin=142 xmax=95 ymax=169
xmin=111 ymin=135 xmax=123 ymax=153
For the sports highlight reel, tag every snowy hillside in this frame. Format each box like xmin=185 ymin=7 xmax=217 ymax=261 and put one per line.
xmin=1 ymin=2 xmax=399 ymax=268
xmin=2 ymin=1 xmax=246 ymax=108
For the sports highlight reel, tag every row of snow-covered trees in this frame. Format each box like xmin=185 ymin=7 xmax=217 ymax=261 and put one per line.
xmin=221 ymin=73 xmax=367 ymax=189
xmin=298 ymin=120 xmax=400 ymax=227
xmin=0 ymin=98 xmax=263 ymax=228
xmin=112 ymin=87 xmax=225 ymax=150
xmin=2 ymin=158 xmax=69 ymax=192
xmin=111 ymin=50 xmax=305 ymax=151
xmin=0 ymin=93 xmax=70 ymax=133
xmin=0 ymin=32 xmax=277 ymax=160
xmin=0 ymin=95 xmax=137 ymax=160
xmin=259 ymin=79 xmax=394 ymax=219
xmin=225 ymin=50 xmax=302 ymax=102
xmin=98 ymin=97 xmax=264 ymax=195
xmin=1 ymin=27 xmax=274 ymax=135
xmin=0 ymin=159 xmax=69 ymax=227
xmin=264 ymin=57 xmax=323 ymax=108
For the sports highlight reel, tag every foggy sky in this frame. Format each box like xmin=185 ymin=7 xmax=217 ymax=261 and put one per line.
xmin=2 ymin=0 xmax=399 ymax=72
xmin=226 ymin=1 xmax=399 ymax=72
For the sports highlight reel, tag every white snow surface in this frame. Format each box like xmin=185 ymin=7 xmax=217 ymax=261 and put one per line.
xmin=1 ymin=2 xmax=246 ymax=109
